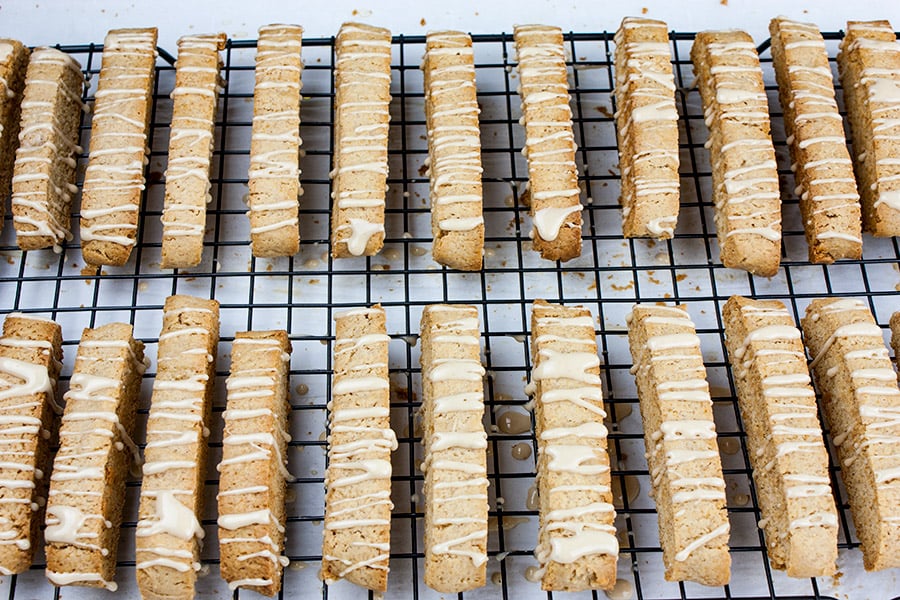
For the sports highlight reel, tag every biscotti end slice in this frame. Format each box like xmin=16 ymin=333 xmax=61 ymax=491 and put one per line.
xmin=627 ymin=304 xmax=731 ymax=586
xmin=722 ymin=296 xmax=837 ymax=577
xmin=45 ymin=322 xmax=146 ymax=592
xmin=218 ymin=329 xmax=292 ymax=596
xmin=891 ymin=311 xmax=900 ymax=366
xmin=80 ymin=27 xmax=158 ymax=267
xmin=420 ymin=304 xmax=488 ymax=592
xmin=0 ymin=39 xmax=31 ymax=229
xmin=801 ymin=298 xmax=900 ymax=571
xmin=0 ymin=313 xmax=63 ymax=576
xmin=528 ymin=299 xmax=618 ymax=591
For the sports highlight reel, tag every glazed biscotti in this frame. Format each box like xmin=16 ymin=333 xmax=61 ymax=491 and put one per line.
xmin=838 ymin=21 xmax=900 ymax=236
xmin=527 ymin=300 xmax=617 ymax=591
xmin=331 ymin=23 xmax=392 ymax=258
xmin=614 ymin=17 xmax=680 ymax=238
xmin=627 ymin=304 xmax=731 ymax=586
xmin=802 ymin=298 xmax=900 ymax=571
xmin=80 ymin=28 xmax=158 ymax=267
xmin=0 ymin=313 xmax=63 ymax=576
xmin=218 ymin=330 xmax=292 ymax=596
xmin=160 ymin=33 xmax=226 ymax=268
xmin=0 ymin=40 xmax=29 ymax=230
xmin=12 ymin=48 xmax=84 ymax=252
xmin=423 ymin=32 xmax=484 ymax=271
xmin=136 ymin=295 xmax=219 ymax=600
xmin=723 ymin=296 xmax=837 ymax=577
xmin=770 ymin=18 xmax=862 ymax=263
xmin=420 ymin=305 xmax=488 ymax=592
xmin=322 ymin=305 xmax=395 ymax=591
xmin=248 ymin=24 xmax=304 ymax=258
xmin=514 ymin=26 xmax=582 ymax=262
xmin=45 ymin=322 xmax=147 ymax=591
xmin=692 ymin=31 xmax=781 ymax=277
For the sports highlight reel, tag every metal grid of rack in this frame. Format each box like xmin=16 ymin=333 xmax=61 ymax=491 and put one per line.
xmin=0 ymin=29 xmax=898 ymax=600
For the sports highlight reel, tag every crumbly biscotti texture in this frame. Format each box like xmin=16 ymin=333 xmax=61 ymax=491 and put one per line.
xmin=45 ymin=322 xmax=146 ymax=592
xmin=769 ymin=18 xmax=862 ymax=263
xmin=160 ymin=33 xmax=226 ymax=269
xmin=248 ymin=24 xmax=303 ymax=258
xmin=891 ymin=311 xmax=900 ymax=365
xmin=12 ymin=48 xmax=82 ymax=252
xmin=331 ymin=23 xmax=391 ymax=258
xmin=722 ymin=296 xmax=837 ymax=577
xmin=627 ymin=304 xmax=731 ymax=586
xmin=423 ymin=32 xmax=484 ymax=270
xmin=614 ymin=17 xmax=680 ymax=238
xmin=136 ymin=295 xmax=220 ymax=600
xmin=322 ymin=305 xmax=395 ymax=591
xmin=218 ymin=330 xmax=292 ymax=596
xmin=528 ymin=299 xmax=617 ymax=591
xmin=0 ymin=40 xmax=30 ymax=231
xmin=691 ymin=30 xmax=781 ymax=277
xmin=80 ymin=27 xmax=157 ymax=267
xmin=514 ymin=25 xmax=582 ymax=262
xmin=801 ymin=298 xmax=900 ymax=571
xmin=0 ymin=313 xmax=63 ymax=575
xmin=420 ymin=305 xmax=487 ymax=592
xmin=838 ymin=21 xmax=900 ymax=236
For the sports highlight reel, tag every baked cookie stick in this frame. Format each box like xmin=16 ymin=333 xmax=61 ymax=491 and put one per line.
xmin=12 ymin=48 xmax=84 ymax=252
xmin=218 ymin=330 xmax=292 ymax=596
xmin=614 ymin=17 xmax=680 ymax=238
xmin=838 ymin=20 xmax=900 ymax=236
xmin=330 ymin=23 xmax=391 ymax=258
xmin=514 ymin=26 xmax=582 ymax=261
xmin=527 ymin=300 xmax=617 ymax=591
xmin=423 ymin=32 xmax=484 ymax=270
xmin=723 ymin=296 xmax=837 ymax=577
xmin=160 ymin=33 xmax=226 ymax=268
xmin=322 ymin=305 xmax=396 ymax=591
xmin=136 ymin=295 xmax=220 ymax=600
xmin=248 ymin=24 xmax=304 ymax=258
xmin=0 ymin=313 xmax=63 ymax=575
xmin=691 ymin=31 xmax=781 ymax=277
xmin=627 ymin=304 xmax=730 ymax=585
xmin=80 ymin=27 xmax=157 ymax=267
xmin=801 ymin=298 xmax=900 ymax=571
xmin=44 ymin=323 xmax=147 ymax=591
xmin=0 ymin=39 xmax=29 ymax=230
xmin=770 ymin=18 xmax=862 ymax=263
xmin=891 ymin=311 xmax=900 ymax=367
xmin=420 ymin=305 xmax=488 ymax=592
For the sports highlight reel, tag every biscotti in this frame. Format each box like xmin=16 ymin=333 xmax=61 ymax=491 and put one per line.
xmin=248 ymin=24 xmax=304 ymax=258
xmin=691 ymin=31 xmax=781 ymax=277
xmin=723 ymin=296 xmax=837 ymax=577
xmin=514 ymin=25 xmax=582 ymax=262
xmin=891 ymin=311 xmax=900 ymax=365
xmin=527 ymin=300 xmax=617 ymax=591
xmin=218 ymin=330 xmax=292 ymax=596
xmin=769 ymin=18 xmax=862 ymax=263
xmin=0 ymin=39 xmax=29 ymax=231
xmin=80 ymin=27 xmax=158 ymax=267
xmin=136 ymin=295 xmax=219 ymax=600
xmin=330 ymin=23 xmax=391 ymax=258
xmin=322 ymin=305 xmax=395 ymax=591
xmin=419 ymin=305 xmax=488 ymax=592
xmin=160 ymin=33 xmax=226 ymax=268
xmin=838 ymin=21 xmax=900 ymax=236
xmin=11 ymin=48 xmax=84 ymax=252
xmin=0 ymin=313 xmax=63 ymax=575
xmin=801 ymin=298 xmax=900 ymax=571
xmin=614 ymin=17 xmax=680 ymax=238
xmin=627 ymin=304 xmax=731 ymax=585
xmin=45 ymin=322 xmax=147 ymax=591
xmin=423 ymin=32 xmax=484 ymax=270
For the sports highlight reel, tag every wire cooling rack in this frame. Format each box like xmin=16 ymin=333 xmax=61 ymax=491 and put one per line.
xmin=0 ymin=28 xmax=898 ymax=600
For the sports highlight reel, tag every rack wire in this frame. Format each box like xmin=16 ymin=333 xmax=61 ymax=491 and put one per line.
xmin=0 ymin=28 xmax=898 ymax=600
